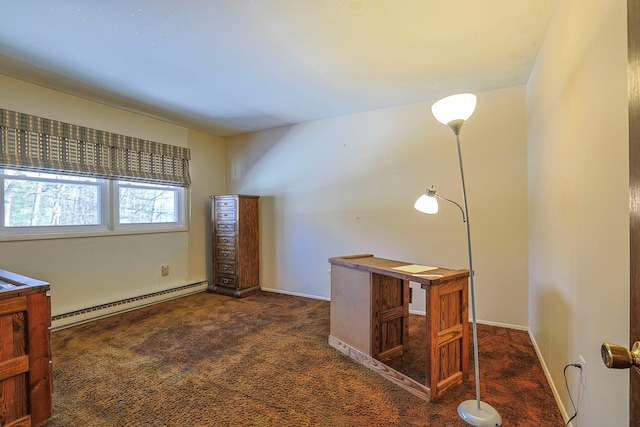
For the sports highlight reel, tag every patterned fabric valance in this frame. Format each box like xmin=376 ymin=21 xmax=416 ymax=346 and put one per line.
xmin=0 ymin=109 xmax=191 ymax=187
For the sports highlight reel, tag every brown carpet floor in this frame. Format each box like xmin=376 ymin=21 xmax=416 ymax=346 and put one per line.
xmin=43 ymin=291 xmax=564 ymax=426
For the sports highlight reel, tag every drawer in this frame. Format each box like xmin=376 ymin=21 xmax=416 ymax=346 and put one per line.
xmin=216 ymin=222 xmax=235 ymax=233
xmin=216 ymin=262 xmax=236 ymax=275
xmin=217 ymin=247 xmax=236 ymax=260
xmin=216 ymin=234 xmax=235 ymax=246
xmin=216 ymin=274 xmax=236 ymax=288
xmin=215 ymin=210 xmax=236 ymax=222
xmin=216 ymin=198 xmax=236 ymax=210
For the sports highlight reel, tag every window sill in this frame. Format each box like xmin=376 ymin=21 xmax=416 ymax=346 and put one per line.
xmin=0 ymin=226 xmax=188 ymax=242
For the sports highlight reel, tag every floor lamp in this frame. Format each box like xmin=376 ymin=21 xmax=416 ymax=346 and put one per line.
xmin=414 ymin=94 xmax=502 ymax=427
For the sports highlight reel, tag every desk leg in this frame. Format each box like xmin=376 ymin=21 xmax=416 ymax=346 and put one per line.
xmin=425 ymin=277 xmax=469 ymax=400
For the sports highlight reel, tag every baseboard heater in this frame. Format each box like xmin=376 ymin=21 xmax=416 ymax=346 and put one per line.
xmin=51 ymin=281 xmax=208 ymax=331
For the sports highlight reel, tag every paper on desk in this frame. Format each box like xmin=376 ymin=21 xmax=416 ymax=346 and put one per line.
xmin=391 ymin=264 xmax=438 ymax=273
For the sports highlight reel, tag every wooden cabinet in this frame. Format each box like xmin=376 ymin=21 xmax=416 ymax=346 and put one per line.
xmin=371 ymin=274 xmax=410 ymax=362
xmin=424 ymin=273 xmax=469 ymax=399
xmin=329 ymin=259 xmax=410 ymax=363
xmin=0 ymin=269 xmax=52 ymax=427
xmin=209 ymin=195 xmax=260 ymax=298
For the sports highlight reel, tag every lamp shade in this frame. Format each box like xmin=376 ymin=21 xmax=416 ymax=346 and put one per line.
xmin=431 ymin=93 xmax=477 ymax=125
xmin=414 ymin=193 xmax=439 ymax=214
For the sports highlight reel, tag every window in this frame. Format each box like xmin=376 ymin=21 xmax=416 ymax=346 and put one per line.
xmin=115 ymin=180 xmax=184 ymax=228
xmin=0 ymin=168 xmax=185 ymax=236
xmin=2 ymin=169 xmax=107 ymax=233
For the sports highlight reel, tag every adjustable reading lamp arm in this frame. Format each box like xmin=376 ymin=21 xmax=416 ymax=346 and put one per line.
xmin=432 ymin=191 xmax=467 ymax=223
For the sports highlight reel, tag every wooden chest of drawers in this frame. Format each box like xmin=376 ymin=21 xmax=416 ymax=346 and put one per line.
xmin=209 ymin=195 xmax=260 ymax=298
xmin=0 ymin=269 xmax=52 ymax=427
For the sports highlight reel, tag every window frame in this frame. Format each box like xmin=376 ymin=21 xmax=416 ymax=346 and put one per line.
xmin=0 ymin=168 xmax=188 ymax=240
xmin=114 ymin=180 xmax=186 ymax=232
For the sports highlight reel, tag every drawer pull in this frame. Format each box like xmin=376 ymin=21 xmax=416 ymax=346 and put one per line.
xmin=223 ymin=265 xmax=229 ymax=270
xmin=222 ymin=251 xmax=230 ymax=256
xmin=221 ymin=238 xmax=228 ymax=242
xmin=223 ymin=279 xmax=229 ymax=284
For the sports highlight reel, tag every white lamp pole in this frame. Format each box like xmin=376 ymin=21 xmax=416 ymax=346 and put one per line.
xmin=415 ymin=93 xmax=502 ymax=427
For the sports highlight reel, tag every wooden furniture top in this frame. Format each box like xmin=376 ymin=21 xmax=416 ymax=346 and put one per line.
xmin=210 ymin=194 xmax=260 ymax=200
xmin=328 ymin=254 xmax=468 ymax=288
xmin=0 ymin=268 xmax=49 ymax=298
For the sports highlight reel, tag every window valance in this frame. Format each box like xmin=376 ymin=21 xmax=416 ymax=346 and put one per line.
xmin=0 ymin=108 xmax=191 ymax=187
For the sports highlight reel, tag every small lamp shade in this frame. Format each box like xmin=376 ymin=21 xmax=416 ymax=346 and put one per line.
xmin=431 ymin=93 xmax=477 ymax=125
xmin=414 ymin=193 xmax=439 ymax=214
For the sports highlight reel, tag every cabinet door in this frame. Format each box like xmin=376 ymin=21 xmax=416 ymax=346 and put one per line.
xmin=425 ymin=277 xmax=468 ymax=398
xmin=371 ymin=274 xmax=409 ymax=362
xmin=0 ymin=291 xmax=52 ymax=426
xmin=0 ymin=296 xmax=30 ymax=425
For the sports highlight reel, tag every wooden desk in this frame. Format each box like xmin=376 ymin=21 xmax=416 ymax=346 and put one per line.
xmin=328 ymin=254 xmax=469 ymax=401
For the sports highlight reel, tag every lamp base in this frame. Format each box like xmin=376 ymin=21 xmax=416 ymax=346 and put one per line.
xmin=457 ymin=400 xmax=502 ymax=426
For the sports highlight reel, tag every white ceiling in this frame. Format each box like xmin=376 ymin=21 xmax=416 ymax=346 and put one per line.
xmin=0 ymin=0 xmax=558 ymax=137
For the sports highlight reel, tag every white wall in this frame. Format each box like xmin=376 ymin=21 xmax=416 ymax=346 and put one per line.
xmin=226 ymin=85 xmax=529 ymax=327
xmin=527 ymin=0 xmax=629 ymax=425
xmin=187 ymin=128 xmax=227 ymax=283
xmin=0 ymin=75 xmax=226 ymax=315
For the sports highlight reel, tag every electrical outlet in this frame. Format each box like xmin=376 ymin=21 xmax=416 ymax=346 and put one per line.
xmin=161 ymin=265 xmax=169 ymax=276
xmin=579 ymin=355 xmax=587 ymax=389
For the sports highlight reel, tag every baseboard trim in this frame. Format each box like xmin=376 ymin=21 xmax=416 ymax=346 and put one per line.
xmin=328 ymin=335 xmax=431 ymax=401
xmin=409 ymin=309 xmax=528 ymax=331
xmin=477 ymin=319 xmax=528 ymax=331
xmin=528 ymin=329 xmax=570 ymax=425
xmin=260 ymin=286 xmax=330 ymax=301
xmin=51 ymin=281 xmax=208 ymax=331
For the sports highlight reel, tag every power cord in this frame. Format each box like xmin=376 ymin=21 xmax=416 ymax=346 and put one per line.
xmin=564 ymin=363 xmax=583 ymax=426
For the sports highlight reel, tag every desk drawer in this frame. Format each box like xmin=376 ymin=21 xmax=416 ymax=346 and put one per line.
xmin=215 ymin=198 xmax=236 ymax=210
xmin=217 ymin=262 xmax=236 ymax=275
xmin=216 ymin=222 xmax=236 ymax=233
xmin=216 ymin=210 xmax=236 ymax=222
xmin=216 ymin=274 xmax=236 ymax=288
xmin=216 ymin=234 xmax=236 ymax=246
xmin=216 ymin=247 xmax=235 ymax=260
